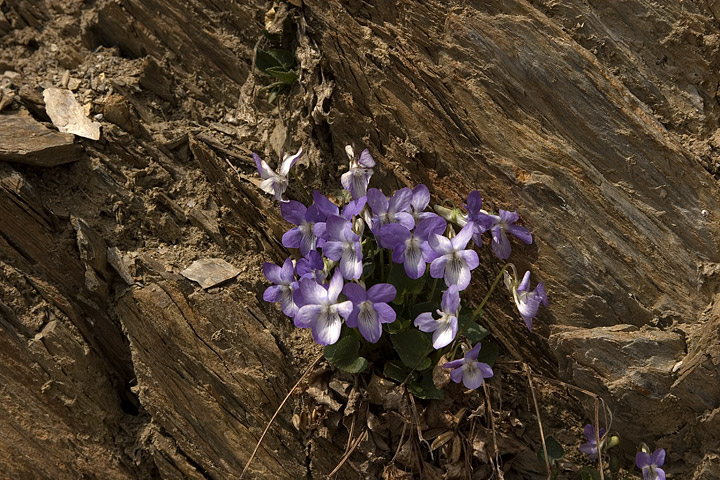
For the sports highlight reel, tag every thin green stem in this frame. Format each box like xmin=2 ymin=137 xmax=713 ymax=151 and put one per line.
xmin=448 ymin=263 xmax=512 ymax=359
xmin=429 ymin=277 xmax=439 ymax=303
xmin=379 ymin=248 xmax=385 ymax=281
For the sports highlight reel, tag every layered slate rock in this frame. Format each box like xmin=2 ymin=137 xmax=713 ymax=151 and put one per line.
xmin=0 ymin=111 xmax=81 ymax=166
xmin=304 ymin=0 xmax=720 ymax=473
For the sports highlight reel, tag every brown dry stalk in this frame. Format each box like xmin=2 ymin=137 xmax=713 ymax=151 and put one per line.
xmin=328 ymin=429 xmax=368 ymax=478
xmin=529 ymin=372 xmax=613 ymax=480
xmin=482 ymin=381 xmax=503 ymax=480
xmin=240 ymin=352 xmax=323 ymax=479
xmin=524 ymin=363 xmax=551 ymax=480
xmin=594 ymin=397 xmax=605 ymax=480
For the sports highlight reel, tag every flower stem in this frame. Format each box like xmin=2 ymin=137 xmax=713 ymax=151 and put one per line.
xmin=429 ymin=277 xmax=439 ymax=302
xmin=448 ymin=263 xmax=512 ymax=359
xmin=379 ymin=247 xmax=385 ymax=281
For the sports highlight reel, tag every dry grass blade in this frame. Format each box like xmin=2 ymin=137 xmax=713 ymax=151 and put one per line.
xmin=524 ymin=363 xmax=551 ymax=480
xmin=328 ymin=429 xmax=368 ymax=478
xmin=240 ymin=353 xmax=323 ymax=479
xmin=482 ymin=381 xmax=503 ymax=480
xmin=594 ymin=398 xmax=605 ymax=480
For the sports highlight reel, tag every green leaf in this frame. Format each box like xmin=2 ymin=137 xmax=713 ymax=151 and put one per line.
xmin=385 ymin=316 xmax=408 ymax=334
xmin=410 ymin=301 xmax=437 ymax=320
xmin=457 ymin=311 xmax=489 ymax=344
xmin=387 ymin=264 xmax=408 ymax=298
xmin=408 ymin=372 xmax=444 ymax=400
xmin=537 ymin=436 xmax=565 ymax=465
xmin=475 ymin=341 xmax=499 ymax=366
xmin=266 ymin=48 xmax=296 ymax=69
xmin=362 ymin=259 xmax=375 ymax=278
xmin=264 ymin=66 xmax=298 ymax=85
xmin=580 ymin=466 xmax=601 ymax=480
xmin=406 ymin=273 xmax=426 ymax=296
xmin=391 ymin=329 xmax=432 ymax=370
xmin=383 ymin=360 xmax=415 ymax=384
xmin=324 ymin=335 xmax=369 ymax=374
xmin=256 ymin=49 xmax=284 ymax=72
xmin=465 ymin=322 xmax=490 ymax=344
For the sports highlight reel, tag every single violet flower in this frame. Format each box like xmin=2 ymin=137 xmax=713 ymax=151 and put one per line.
xmin=429 ymin=222 xmax=480 ymax=291
xmin=381 ymin=216 xmax=447 ymax=279
xmin=488 ymin=209 xmax=533 ymax=260
xmin=410 ymin=184 xmax=437 ymax=223
xmin=505 ymin=269 xmax=548 ymax=330
xmin=296 ymin=250 xmax=326 ymax=283
xmin=342 ymin=282 xmax=397 ymax=343
xmin=443 ymin=343 xmax=494 ymax=389
xmin=341 ymin=146 xmax=375 ymax=199
xmin=253 ymin=147 xmax=302 ymax=202
xmin=367 ymin=187 xmax=415 ymax=237
xmin=464 ymin=190 xmax=493 ymax=245
xmin=579 ymin=424 xmax=606 ymax=460
xmin=262 ymin=258 xmax=297 ymax=317
xmin=293 ymin=270 xmax=353 ymax=345
xmin=310 ymin=191 xmax=340 ymax=244
xmin=281 ymin=200 xmax=324 ymax=256
xmin=321 ymin=215 xmax=363 ymax=280
xmin=414 ymin=285 xmax=460 ymax=349
xmin=636 ymin=448 xmax=666 ymax=480
xmin=341 ymin=195 xmax=367 ymax=221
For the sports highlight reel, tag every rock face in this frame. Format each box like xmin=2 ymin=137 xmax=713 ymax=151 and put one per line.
xmin=305 ymin=0 xmax=720 ymax=475
xmin=0 ymin=0 xmax=719 ymax=478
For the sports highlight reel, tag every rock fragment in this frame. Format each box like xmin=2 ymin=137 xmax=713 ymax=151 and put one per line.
xmin=0 ymin=111 xmax=81 ymax=166
xmin=180 ymin=258 xmax=240 ymax=289
xmin=43 ymin=87 xmax=101 ymax=140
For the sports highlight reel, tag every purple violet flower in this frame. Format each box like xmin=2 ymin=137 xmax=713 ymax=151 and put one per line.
xmin=414 ymin=285 xmax=460 ymax=349
xmin=281 ymin=200 xmax=324 ymax=256
xmin=341 ymin=146 xmax=375 ymax=199
xmin=367 ymin=188 xmax=415 ymax=236
xmin=381 ymin=216 xmax=447 ymax=279
xmin=505 ymin=270 xmax=548 ymax=330
xmin=429 ymin=222 xmax=480 ymax=291
xmin=410 ymin=184 xmax=437 ymax=223
xmin=443 ymin=343 xmax=494 ymax=389
xmin=579 ymin=424 xmax=606 ymax=460
xmin=262 ymin=258 xmax=297 ymax=317
xmin=464 ymin=190 xmax=493 ymax=245
xmin=488 ymin=209 xmax=533 ymax=260
xmin=296 ymin=250 xmax=326 ymax=283
xmin=342 ymin=282 xmax=397 ymax=343
xmin=636 ymin=448 xmax=666 ymax=480
xmin=321 ymin=215 xmax=363 ymax=280
xmin=293 ymin=270 xmax=353 ymax=345
xmin=341 ymin=196 xmax=367 ymax=220
xmin=253 ymin=147 xmax=302 ymax=202
xmin=310 ymin=191 xmax=340 ymax=243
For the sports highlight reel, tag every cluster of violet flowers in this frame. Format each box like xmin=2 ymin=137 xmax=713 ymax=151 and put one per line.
xmin=580 ymin=424 xmax=666 ymax=480
xmin=255 ymin=145 xmax=547 ymax=390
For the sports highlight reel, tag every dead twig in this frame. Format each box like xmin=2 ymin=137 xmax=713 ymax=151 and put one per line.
xmin=240 ymin=353 xmax=323 ymax=479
